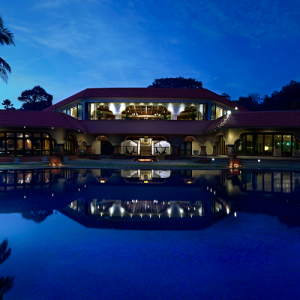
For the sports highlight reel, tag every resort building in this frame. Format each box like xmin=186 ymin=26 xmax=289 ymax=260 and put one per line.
xmin=1 ymin=87 xmax=300 ymax=159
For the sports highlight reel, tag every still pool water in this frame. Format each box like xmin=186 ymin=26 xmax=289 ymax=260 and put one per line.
xmin=0 ymin=169 xmax=300 ymax=300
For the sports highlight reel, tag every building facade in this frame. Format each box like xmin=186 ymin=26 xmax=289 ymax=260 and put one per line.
xmin=1 ymin=87 xmax=300 ymax=159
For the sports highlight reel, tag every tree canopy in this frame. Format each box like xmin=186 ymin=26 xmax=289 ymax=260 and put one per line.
xmin=1 ymin=99 xmax=14 ymax=109
xmin=148 ymin=77 xmax=203 ymax=89
xmin=221 ymin=93 xmax=231 ymax=100
xmin=233 ymin=81 xmax=300 ymax=111
xmin=0 ymin=16 xmax=15 ymax=83
xmin=18 ymin=86 xmax=53 ymax=111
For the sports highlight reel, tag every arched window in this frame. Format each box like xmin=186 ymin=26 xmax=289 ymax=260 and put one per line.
xmin=0 ymin=132 xmax=55 ymax=156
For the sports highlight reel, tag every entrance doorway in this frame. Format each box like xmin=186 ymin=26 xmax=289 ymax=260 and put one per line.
xmin=101 ymin=141 xmax=113 ymax=155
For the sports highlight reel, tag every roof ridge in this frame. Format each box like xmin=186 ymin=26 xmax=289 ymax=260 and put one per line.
xmin=62 ymin=112 xmax=87 ymax=132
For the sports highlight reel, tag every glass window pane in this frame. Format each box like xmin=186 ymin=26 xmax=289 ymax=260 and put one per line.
xmin=43 ymin=133 xmax=50 ymax=138
xmin=246 ymin=135 xmax=253 ymax=155
xmin=283 ymin=135 xmax=292 ymax=156
xmin=34 ymin=133 xmax=41 ymax=138
xmin=257 ymin=135 xmax=263 ymax=155
xmin=7 ymin=133 xmax=14 ymax=137
xmin=216 ymin=106 xmax=223 ymax=119
xmin=274 ymin=135 xmax=282 ymax=156
xmin=17 ymin=139 xmax=23 ymax=155
xmin=17 ymin=133 xmax=23 ymax=138
xmin=90 ymin=103 xmax=95 ymax=120
xmin=43 ymin=140 xmax=50 ymax=155
xmin=0 ymin=138 xmax=5 ymax=156
xmin=78 ymin=104 xmax=83 ymax=120
xmin=7 ymin=140 xmax=14 ymax=156
xmin=0 ymin=133 xmax=4 ymax=138
xmin=210 ymin=104 xmax=216 ymax=120
xmin=292 ymin=137 xmax=300 ymax=156
xmin=264 ymin=135 xmax=272 ymax=156
xmin=33 ymin=140 xmax=41 ymax=155
xmin=70 ymin=106 xmax=78 ymax=119
xmin=25 ymin=133 xmax=31 ymax=138
xmin=25 ymin=139 xmax=32 ymax=155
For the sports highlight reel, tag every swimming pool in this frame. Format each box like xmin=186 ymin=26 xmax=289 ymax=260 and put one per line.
xmin=0 ymin=169 xmax=300 ymax=299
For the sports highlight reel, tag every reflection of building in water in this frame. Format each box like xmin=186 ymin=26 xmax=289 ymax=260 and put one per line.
xmin=239 ymin=171 xmax=300 ymax=193
xmin=0 ymin=169 xmax=77 ymax=192
xmin=67 ymin=198 xmax=227 ymax=219
xmin=121 ymin=169 xmax=171 ymax=183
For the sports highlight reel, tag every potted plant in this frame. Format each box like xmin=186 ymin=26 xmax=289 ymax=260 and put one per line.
xmin=188 ymin=111 xmax=198 ymax=120
xmin=162 ymin=114 xmax=170 ymax=120
xmin=96 ymin=110 xmax=103 ymax=119
xmin=123 ymin=113 xmax=131 ymax=120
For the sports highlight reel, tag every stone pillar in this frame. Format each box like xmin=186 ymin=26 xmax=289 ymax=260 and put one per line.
xmin=57 ymin=144 xmax=64 ymax=155
xmin=86 ymin=146 xmax=92 ymax=154
xmin=113 ymin=145 xmax=120 ymax=154
xmin=171 ymin=146 xmax=178 ymax=156
xmin=227 ymin=145 xmax=233 ymax=157
xmin=212 ymin=146 xmax=217 ymax=156
xmin=200 ymin=146 xmax=207 ymax=156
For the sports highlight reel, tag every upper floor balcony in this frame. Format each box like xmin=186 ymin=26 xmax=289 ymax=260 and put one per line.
xmin=62 ymin=101 xmax=238 ymax=121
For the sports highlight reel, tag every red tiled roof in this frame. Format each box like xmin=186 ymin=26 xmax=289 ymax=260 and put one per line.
xmin=205 ymin=111 xmax=300 ymax=132
xmin=0 ymin=110 xmax=87 ymax=132
xmin=43 ymin=88 xmax=248 ymax=112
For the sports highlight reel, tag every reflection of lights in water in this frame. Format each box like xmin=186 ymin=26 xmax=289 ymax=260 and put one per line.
xmin=52 ymin=194 xmax=54 ymax=197
xmin=179 ymin=208 xmax=184 ymax=214
xmin=234 ymin=212 xmax=237 ymax=217
xmin=24 ymin=196 xmax=26 ymax=199
xmin=198 ymin=207 xmax=203 ymax=216
xmin=144 ymin=181 xmax=148 ymax=183
xmin=100 ymin=180 xmax=105 ymax=183
xmin=226 ymin=207 xmax=230 ymax=214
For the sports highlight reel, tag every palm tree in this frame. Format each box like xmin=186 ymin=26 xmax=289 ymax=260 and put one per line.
xmin=0 ymin=238 xmax=14 ymax=299
xmin=0 ymin=16 xmax=15 ymax=83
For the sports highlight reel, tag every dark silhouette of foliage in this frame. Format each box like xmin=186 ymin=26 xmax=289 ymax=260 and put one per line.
xmin=234 ymin=93 xmax=261 ymax=111
xmin=22 ymin=210 xmax=53 ymax=223
xmin=18 ymin=86 xmax=53 ymax=111
xmin=0 ymin=239 xmax=11 ymax=265
xmin=261 ymin=80 xmax=300 ymax=111
xmin=0 ymin=16 xmax=15 ymax=83
xmin=1 ymin=99 xmax=14 ymax=110
xmin=235 ymin=81 xmax=300 ymax=111
xmin=148 ymin=77 xmax=203 ymax=89
xmin=290 ymin=99 xmax=300 ymax=110
xmin=0 ymin=238 xmax=14 ymax=299
xmin=221 ymin=93 xmax=231 ymax=100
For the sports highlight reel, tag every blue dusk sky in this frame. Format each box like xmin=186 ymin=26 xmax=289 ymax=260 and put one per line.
xmin=1 ymin=0 xmax=300 ymax=108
